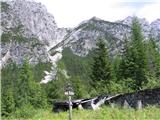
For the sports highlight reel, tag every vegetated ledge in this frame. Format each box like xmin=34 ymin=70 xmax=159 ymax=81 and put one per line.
xmin=53 ymin=87 xmax=160 ymax=112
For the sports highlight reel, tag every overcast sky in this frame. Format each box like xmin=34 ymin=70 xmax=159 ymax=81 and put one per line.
xmin=34 ymin=0 xmax=160 ymax=28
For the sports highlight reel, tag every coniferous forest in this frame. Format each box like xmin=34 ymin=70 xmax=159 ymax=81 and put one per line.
xmin=1 ymin=18 xmax=160 ymax=119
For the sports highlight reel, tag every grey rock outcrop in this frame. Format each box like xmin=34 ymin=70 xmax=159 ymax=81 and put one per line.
xmin=1 ymin=0 xmax=67 ymax=64
xmin=52 ymin=16 xmax=160 ymax=57
xmin=118 ymin=16 xmax=151 ymax=39
xmin=51 ymin=17 xmax=131 ymax=56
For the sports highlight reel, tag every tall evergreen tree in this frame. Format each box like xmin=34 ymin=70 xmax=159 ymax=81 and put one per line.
xmin=119 ymin=17 xmax=148 ymax=90
xmin=118 ymin=37 xmax=134 ymax=79
xmin=90 ymin=39 xmax=115 ymax=93
xmin=2 ymin=86 xmax=15 ymax=116
xmin=1 ymin=63 xmax=16 ymax=116
xmin=16 ymin=59 xmax=33 ymax=107
xmin=146 ymin=38 xmax=160 ymax=78
xmin=131 ymin=18 xmax=148 ymax=90
xmin=16 ymin=59 xmax=47 ymax=108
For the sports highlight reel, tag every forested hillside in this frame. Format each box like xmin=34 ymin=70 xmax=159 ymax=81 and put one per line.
xmin=1 ymin=0 xmax=160 ymax=119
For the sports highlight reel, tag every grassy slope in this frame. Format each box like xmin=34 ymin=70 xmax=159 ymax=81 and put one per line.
xmin=5 ymin=106 xmax=160 ymax=120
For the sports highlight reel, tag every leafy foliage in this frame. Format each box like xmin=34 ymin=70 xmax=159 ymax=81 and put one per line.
xmin=1 ymin=2 xmax=9 ymax=12
xmin=13 ymin=104 xmax=36 ymax=119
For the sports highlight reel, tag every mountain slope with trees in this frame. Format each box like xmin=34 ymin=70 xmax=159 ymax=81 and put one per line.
xmin=1 ymin=0 xmax=160 ymax=119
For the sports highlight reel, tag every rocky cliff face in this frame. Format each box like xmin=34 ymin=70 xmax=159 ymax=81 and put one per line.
xmin=2 ymin=0 xmax=160 ymax=64
xmin=118 ymin=16 xmax=151 ymax=39
xmin=54 ymin=17 xmax=131 ymax=56
xmin=52 ymin=16 xmax=160 ymax=57
xmin=1 ymin=0 xmax=67 ymax=64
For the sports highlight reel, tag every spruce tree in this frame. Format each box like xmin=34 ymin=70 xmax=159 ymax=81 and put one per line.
xmin=1 ymin=63 xmax=16 ymax=116
xmin=118 ymin=37 xmax=134 ymax=79
xmin=2 ymin=86 xmax=15 ymax=116
xmin=16 ymin=59 xmax=33 ymax=107
xmin=90 ymin=39 xmax=115 ymax=93
xmin=146 ymin=38 xmax=160 ymax=78
xmin=16 ymin=59 xmax=47 ymax=108
xmin=119 ymin=17 xmax=148 ymax=90
xmin=131 ymin=17 xmax=148 ymax=90
xmin=29 ymin=83 xmax=47 ymax=108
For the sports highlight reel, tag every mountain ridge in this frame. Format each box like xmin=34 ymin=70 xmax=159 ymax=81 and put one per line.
xmin=1 ymin=0 xmax=160 ymax=82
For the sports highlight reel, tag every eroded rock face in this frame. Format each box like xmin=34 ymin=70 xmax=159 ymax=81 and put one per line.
xmin=51 ymin=17 xmax=132 ymax=57
xmin=66 ymin=17 xmax=131 ymax=56
xmin=1 ymin=0 xmax=160 ymax=64
xmin=52 ymin=16 xmax=160 ymax=57
xmin=1 ymin=40 xmax=49 ymax=64
xmin=1 ymin=0 xmax=67 ymax=64
xmin=118 ymin=16 xmax=151 ymax=39
xmin=2 ymin=0 xmax=57 ymax=43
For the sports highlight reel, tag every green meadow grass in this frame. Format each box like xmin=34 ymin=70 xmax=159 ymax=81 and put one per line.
xmin=4 ymin=106 xmax=160 ymax=120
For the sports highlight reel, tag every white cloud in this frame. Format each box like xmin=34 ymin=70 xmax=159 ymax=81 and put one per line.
xmin=136 ymin=3 xmax=160 ymax=23
xmin=35 ymin=0 xmax=160 ymax=27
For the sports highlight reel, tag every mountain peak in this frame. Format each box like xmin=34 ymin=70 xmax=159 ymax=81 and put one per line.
xmin=90 ymin=16 xmax=102 ymax=21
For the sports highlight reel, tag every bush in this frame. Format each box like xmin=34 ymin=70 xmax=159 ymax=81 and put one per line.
xmin=14 ymin=104 xmax=36 ymax=119
xmin=70 ymin=76 xmax=90 ymax=99
xmin=143 ymin=76 xmax=160 ymax=89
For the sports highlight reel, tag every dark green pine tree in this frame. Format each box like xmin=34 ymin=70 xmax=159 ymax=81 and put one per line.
xmin=16 ymin=59 xmax=34 ymax=107
xmin=146 ymin=38 xmax=160 ymax=78
xmin=90 ymin=39 xmax=115 ymax=93
xmin=1 ymin=62 xmax=18 ymax=116
xmin=29 ymin=82 xmax=48 ymax=108
xmin=119 ymin=17 xmax=148 ymax=90
xmin=16 ymin=59 xmax=47 ymax=108
xmin=131 ymin=17 xmax=148 ymax=90
xmin=118 ymin=37 xmax=134 ymax=80
xmin=2 ymin=86 xmax=15 ymax=116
